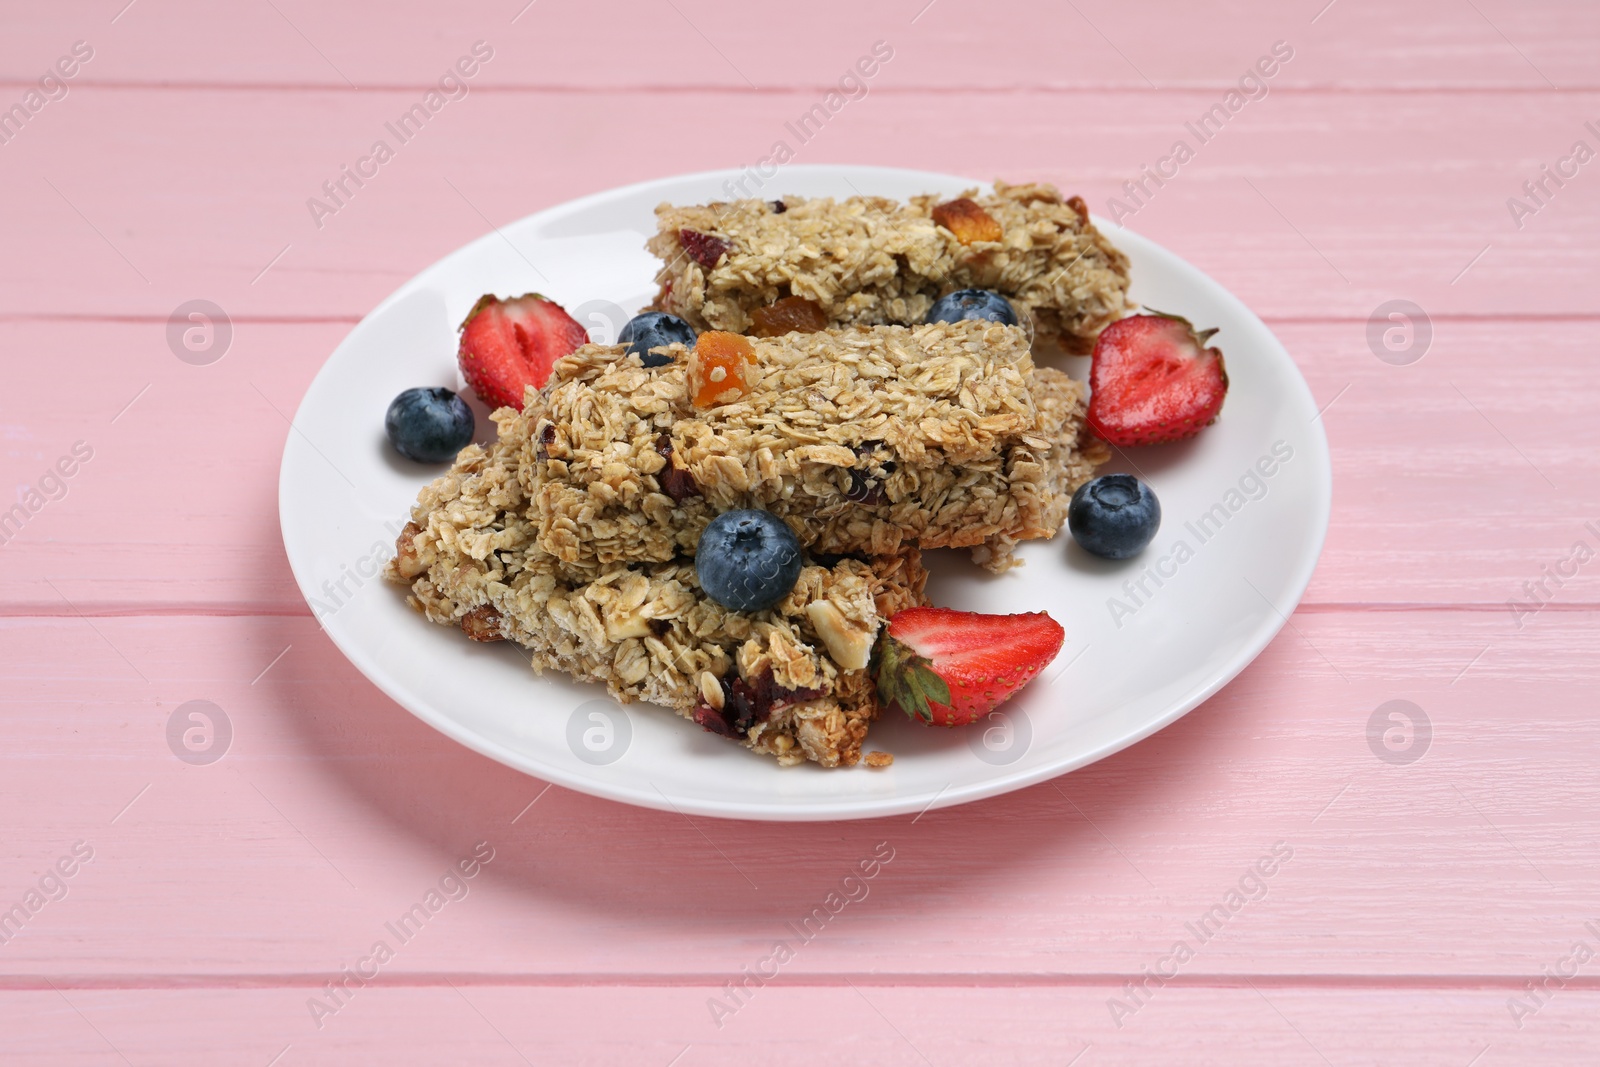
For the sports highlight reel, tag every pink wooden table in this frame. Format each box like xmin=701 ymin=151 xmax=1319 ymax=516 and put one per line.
xmin=3 ymin=0 xmax=1598 ymax=1062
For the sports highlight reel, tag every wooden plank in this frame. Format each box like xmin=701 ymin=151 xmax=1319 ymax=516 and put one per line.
xmin=0 ymin=985 xmax=1591 ymax=1065
xmin=0 ymin=90 xmax=1595 ymax=321
xmin=2 ymin=317 xmax=1594 ymax=611
xmin=2 ymin=0 xmax=1595 ymax=90
xmin=0 ymin=611 xmax=1593 ymax=978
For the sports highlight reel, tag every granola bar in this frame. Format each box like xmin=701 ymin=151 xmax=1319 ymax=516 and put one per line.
xmin=385 ymin=407 xmax=928 ymax=767
xmin=647 ymin=180 xmax=1131 ymax=353
xmin=527 ymin=320 xmax=1107 ymax=573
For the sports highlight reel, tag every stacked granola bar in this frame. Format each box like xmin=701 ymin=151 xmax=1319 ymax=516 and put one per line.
xmin=387 ymin=405 xmax=928 ymax=767
xmin=526 ymin=320 xmax=1103 ymax=574
xmin=647 ymin=181 xmax=1131 ymax=353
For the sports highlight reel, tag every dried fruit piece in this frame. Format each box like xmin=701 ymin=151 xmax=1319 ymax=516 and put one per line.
xmin=844 ymin=442 xmax=894 ymax=505
xmin=688 ymin=331 xmax=756 ymax=408
xmin=460 ymin=604 xmax=506 ymax=642
xmin=1066 ymin=195 xmax=1090 ymax=225
xmin=931 ymin=198 xmax=1003 ymax=245
xmin=678 ymin=229 xmax=732 ymax=271
xmin=691 ymin=671 xmax=825 ymax=738
xmin=749 ymin=296 xmax=828 ymax=337
xmin=654 ymin=433 xmax=699 ymax=502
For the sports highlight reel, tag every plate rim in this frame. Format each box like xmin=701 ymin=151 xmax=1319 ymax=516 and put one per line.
xmin=279 ymin=163 xmax=1332 ymax=822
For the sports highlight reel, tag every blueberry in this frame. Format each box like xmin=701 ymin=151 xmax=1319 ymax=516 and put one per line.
xmin=925 ymin=289 xmax=1018 ymax=326
xmin=619 ymin=311 xmax=697 ymax=367
xmin=1068 ymin=475 xmax=1161 ymax=560
xmin=695 ymin=509 xmax=803 ymax=613
xmin=385 ymin=387 xmax=475 ymax=463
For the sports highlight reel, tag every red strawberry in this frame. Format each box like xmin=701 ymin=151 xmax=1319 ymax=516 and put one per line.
xmin=872 ymin=607 xmax=1065 ymax=727
xmin=457 ymin=293 xmax=589 ymax=410
xmin=1087 ymin=312 xmax=1228 ymax=446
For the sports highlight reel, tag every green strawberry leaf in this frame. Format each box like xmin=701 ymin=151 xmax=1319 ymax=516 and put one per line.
xmin=872 ymin=632 xmax=951 ymax=723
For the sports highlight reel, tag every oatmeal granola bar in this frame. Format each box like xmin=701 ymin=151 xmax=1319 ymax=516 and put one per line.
xmin=647 ymin=180 xmax=1131 ymax=353
xmin=526 ymin=320 xmax=1106 ymax=573
xmin=385 ymin=407 xmax=928 ymax=768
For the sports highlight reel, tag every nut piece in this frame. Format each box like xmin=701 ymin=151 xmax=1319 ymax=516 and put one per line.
xmin=605 ymin=611 xmax=654 ymax=642
xmin=460 ymin=604 xmax=506 ymax=642
xmin=931 ymin=198 xmax=1003 ymax=244
xmin=393 ymin=521 xmax=426 ymax=578
xmin=698 ymin=671 xmax=725 ymax=711
xmin=865 ymin=751 xmax=894 ymax=768
xmin=805 ymin=601 xmax=877 ymax=671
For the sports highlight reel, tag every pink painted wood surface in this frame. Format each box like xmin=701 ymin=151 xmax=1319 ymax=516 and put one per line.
xmin=2 ymin=1 xmax=1598 ymax=1063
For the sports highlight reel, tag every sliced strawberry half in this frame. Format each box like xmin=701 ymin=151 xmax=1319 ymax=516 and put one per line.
xmin=873 ymin=607 xmax=1065 ymax=728
xmin=457 ymin=293 xmax=589 ymax=410
xmin=1087 ymin=312 xmax=1228 ymax=447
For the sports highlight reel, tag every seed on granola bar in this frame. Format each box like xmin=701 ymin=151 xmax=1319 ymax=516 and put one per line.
xmin=688 ymin=331 xmax=756 ymax=408
xmin=678 ymin=228 xmax=732 ymax=271
xmin=931 ymin=197 xmax=1003 ymax=245
xmin=654 ymin=433 xmax=700 ymax=502
xmin=749 ymin=296 xmax=828 ymax=338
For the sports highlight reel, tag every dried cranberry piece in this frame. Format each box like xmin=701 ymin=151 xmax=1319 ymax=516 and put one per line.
xmin=691 ymin=704 xmax=735 ymax=737
xmin=679 ymin=229 xmax=732 ymax=271
xmin=845 ymin=442 xmax=894 ymax=505
xmin=690 ymin=670 xmax=825 ymax=738
xmin=654 ymin=433 xmax=699 ymax=502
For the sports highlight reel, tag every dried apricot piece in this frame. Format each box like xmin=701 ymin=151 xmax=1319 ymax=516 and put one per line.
xmin=932 ymin=198 xmax=1003 ymax=244
xmin=749 ymin=296 xmax=828 ymax=337
xmin=689 ymin=331 xmax=756 ymax=408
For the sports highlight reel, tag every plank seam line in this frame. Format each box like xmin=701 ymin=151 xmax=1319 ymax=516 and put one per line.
xmin=3 ymin=973 xmax=1600 ymax=991
xmin=0 ymin=81 xmax=1593 ymax=96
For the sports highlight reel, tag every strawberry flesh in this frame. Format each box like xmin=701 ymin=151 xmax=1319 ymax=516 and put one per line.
xmin=874 ymin=607 xmax=1064 ymax=727
xmin=1087 ymin=313 xmax=1228 ymax=447
xmin=457 ymin=293 xmax=588 ymax=411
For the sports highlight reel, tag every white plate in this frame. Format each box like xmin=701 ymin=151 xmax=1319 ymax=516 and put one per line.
xmin=279 ymin=165 xmax=1331 ymax=822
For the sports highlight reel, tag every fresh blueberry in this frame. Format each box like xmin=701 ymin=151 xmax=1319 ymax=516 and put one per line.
xmin=385 ymin=387 xmax=475 ymax=463
xmin=619 ymin=311 xmax=697 ymax=367
xmin=1069 ymin=474 xmax=1161 ymax=560
xmin=925 ymin=289 xmax=1018 ymax=326
xmin=695 ymin=509 xmax=803 ymax=613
